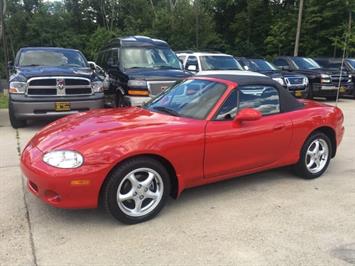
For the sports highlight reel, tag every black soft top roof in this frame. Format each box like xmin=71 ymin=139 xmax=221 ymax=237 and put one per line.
xmin=198 ymin=74 xmax=304 ymax=113
xmin=102 ymin=36 xmax=170 ymax=50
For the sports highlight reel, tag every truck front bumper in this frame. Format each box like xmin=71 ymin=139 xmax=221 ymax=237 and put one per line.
xmin=123 ymin=95 xmax=152 ymax=107
xmin=311 ymin=83 xmax=351 ymax=97
xmin=10 ymin=93 xmax=105 ymax=119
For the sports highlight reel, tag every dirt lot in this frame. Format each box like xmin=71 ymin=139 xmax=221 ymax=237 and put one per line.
xmin=0 ymin=99 xmax=355 ymax=266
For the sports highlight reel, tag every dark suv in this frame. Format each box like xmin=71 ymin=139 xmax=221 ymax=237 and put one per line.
xmin=314 ymin=57 xmax=355 ymax=97
xmin=273 ymin=56 xmax=352 ymax=100
xmin=8 ymin=47 xmax=105 ymax=128
xmin=236 ymin=57 xmax=309 ymax=98
xmin=96 ymin=36 xmax=192 ymax=107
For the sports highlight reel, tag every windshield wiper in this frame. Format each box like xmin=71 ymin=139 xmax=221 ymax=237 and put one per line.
xmin=152 ymin=106 xmax=180 ymax=116
xmin=154 ymin=65 xmax=180 ymax=70
xmin=21 ymin=64 xmax=42 ymax=67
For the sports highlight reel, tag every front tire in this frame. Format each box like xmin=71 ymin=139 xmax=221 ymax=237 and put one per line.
xmin=293 ymin=132 xmax=332 ymax=179
xmin=103 ymin=157 xmax=171 ymax=224
xmin=9 ymin=101 xmax=26 ymax=129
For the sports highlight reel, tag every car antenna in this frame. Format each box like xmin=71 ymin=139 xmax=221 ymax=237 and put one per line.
xmin=335 ymin=32 xmax=349 ymax=107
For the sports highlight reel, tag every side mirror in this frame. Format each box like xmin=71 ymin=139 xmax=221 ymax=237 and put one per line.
xmin=234 ymin=108 xmax=262 ymax=123
xmin=7 ymin=61 xmax=14 ymax=70
xmin=187 ymin=65 xmax=197 ymax=72
xmin=88 ymin=61 xmax=96 ymax=70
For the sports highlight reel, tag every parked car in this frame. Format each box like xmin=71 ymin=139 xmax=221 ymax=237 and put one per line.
xmin=7 ymin=47 xmax=105 ymax=128
xmin=21 ymin=74 xmax=344 ymax=224
xmin=273 ymin=56 xmax=352 ymax=100
xmin=96 ymin=36 xmax=191 ymax=107
xmin=314 ymin=57 xmax=355 ymax=97
xmin=236 ymin=57 xmax=309 ymax=98
xmin=176 ymin=51 xmax=244 ymax=73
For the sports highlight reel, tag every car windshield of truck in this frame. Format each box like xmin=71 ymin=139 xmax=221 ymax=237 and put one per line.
xmin=18 ymin=50 xmax=88 ymax=67
xmin=250 ymin=59 xmax=277 ymax=71
xmin=293 ymin=57 xmax=321 ymax=70
xmin=347 ymin=59 xmax=355 ymax=70
xmin=145 ymin=79 xmax=227 ymax=119
xmin=121 ymin=47 xmax=181 ymax=70
xmin=200 ymin=56 xmax=243 ymax=71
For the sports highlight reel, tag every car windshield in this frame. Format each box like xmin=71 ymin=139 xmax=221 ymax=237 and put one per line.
xmin=121 ymin=47 xmax=181 ymax=70
xmin=292 ymin=57 xmax=321 ymax=70
xmin=250 ymin=59 xmax=277 ymax=71
xmin=145 ymin=79 xmax=227 ymax=120
xmin=347 ymin=59 xmax=355 ymax=70
xmin=200 ymin=56 xmax=243 ymax=71
xmin=316 ymin=59 xmax=342 ymax=70
xmin=18 ymin=50 xmax=88 ymax=67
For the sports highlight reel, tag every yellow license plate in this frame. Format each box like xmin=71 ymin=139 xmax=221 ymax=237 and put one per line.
xmin=295 ymin=90 xmax=302 ymax=97
xmin=340 ymin=87 xmax=346 ymax=93
xmin=55 ymin=102 xmax=71 ymax=111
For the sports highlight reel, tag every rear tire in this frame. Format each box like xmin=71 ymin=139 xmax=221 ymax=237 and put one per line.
xmin=9 ymin=101 xmax=26 ymax=129
xmin=103 ymin=157 xmax=170 ymax=224
xmin=293 ymin=132 xmax=332 ymax=179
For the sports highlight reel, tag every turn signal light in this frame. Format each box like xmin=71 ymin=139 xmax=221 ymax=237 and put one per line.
xmin=70 ymin=180 xmax=91 ymax=186
xmin=127 ymin=90 xmax=150 ymax=96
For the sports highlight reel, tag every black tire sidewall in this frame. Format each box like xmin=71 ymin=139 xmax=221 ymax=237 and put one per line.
xmin=104 ymin=157 xmax=171 ymax=224
xmin=296 ymin=132 xmax=332 ymax=179
xmin=9 ymin=100 xmax=26 ymax=129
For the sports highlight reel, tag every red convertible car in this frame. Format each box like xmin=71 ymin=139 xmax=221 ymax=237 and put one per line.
xmin=21 ymin=74 xmax=344 ymax=224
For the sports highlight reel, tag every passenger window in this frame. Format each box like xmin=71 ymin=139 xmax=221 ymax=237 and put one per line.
xmin=239 ymin=86 xmax=280 ymax=116
xmin=215 ymin=90 xmax=238 ymax=120
xmin=185 ymin=56 xmax=199 ymax=71
xmin=273 ymin=59 xmax=288 ymax=68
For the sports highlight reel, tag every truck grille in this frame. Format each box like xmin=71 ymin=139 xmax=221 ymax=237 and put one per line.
xmin=285 ymin=77 xmax=304 ymax=85
xmin=147 ymin=81 xmax=176 ymax=96
xmin=331 ymin=75 xmax=348 ymax=83
xmin=27 ymin=77 xmax=92 ymax=96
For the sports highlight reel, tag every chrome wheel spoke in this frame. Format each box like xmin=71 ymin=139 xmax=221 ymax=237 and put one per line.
xmin=133 ymin=198 xmax=143 ymax=213
xmin=305 ymin=138 xmax=329 ymax=174
xmin=127 ymin=173 xmax=139 ymax=188
xmin=118 ymin=189 xmax=134 ymax=202
xmin=141 ymin=172 xmax=155 ymax=187
xmin=307 ymin=158 xmax=315 ymax=168
xmin=313 ymin=140 xmax=320 ymax=153
xmin=145 ymin=189 xmax=159 ymax=200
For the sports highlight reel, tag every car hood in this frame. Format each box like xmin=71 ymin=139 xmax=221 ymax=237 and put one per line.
xmin=294 ymin=68 xmax=348 ymax=76
xmin=124 ymin=68 xmax=192 ymax=81
xmin=15 ymin=66 xmax=94 ymax=79
xmin=30 ymin=107 xmax=188 ymax=153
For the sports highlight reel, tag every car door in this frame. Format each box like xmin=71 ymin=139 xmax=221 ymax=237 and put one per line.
xmin=204 ymin=85 xmax=293 ymax=179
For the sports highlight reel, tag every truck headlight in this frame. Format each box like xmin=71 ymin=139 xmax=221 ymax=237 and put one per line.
xmin=273 ymin=77 xmax=285 ymax=86
xmin=92 ymin=81 xmax=104 ymax=93
xmin=348 ymin=74 xmax=352 ymax=83
xmin=9 ymin=81 xmax=27 ymax=94
xmin=303 ymin=77 xmax=309 ymax=85
xmin=321 ymin=74 xmax=331 ymax=83
xmin=128 ymin=80 xmax=148 ymax=88
xmin=43 ymin=151 xmax=83 ymax=169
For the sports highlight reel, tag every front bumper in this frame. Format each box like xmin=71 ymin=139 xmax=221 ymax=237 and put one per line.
xmin=286 ymin=85 xmax=308 ymax=98
xmin=21 ymin=144 xmax=110 ymax=209
xmin=10 ymin=93 xmax=105 ymax=119
xmin=123 ymin=95 xmax=152 ymax=107
xmin=311 ymin=83 xmax=350 ymax=97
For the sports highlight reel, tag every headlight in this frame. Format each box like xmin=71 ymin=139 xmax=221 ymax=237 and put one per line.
xmin=128 ymin=80 xmax=148 ymax=88
xmin=9 ymin=81 xmax=27 ymax=94
xmin=321 ymin=74 xmax=331 ymax=83
xmin=92 ymin=81 xmax=104 ymax=93
xmin=43 ymin=151 xmax=83 ymax=169
xmin=348 ymin=74 xmax=352 ymax=82
xmin=273 ymin=77 xmax=285 ymax=86
xmin=303 ymin=77 xmax=309 ymax=85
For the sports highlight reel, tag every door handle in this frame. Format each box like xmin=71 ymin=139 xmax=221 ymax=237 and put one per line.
xmin=273 ymin=123 xmax=285 ymax=131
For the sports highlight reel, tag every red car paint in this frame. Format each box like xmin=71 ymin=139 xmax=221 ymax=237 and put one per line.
xmin=21 ymin=77 xmax=344 ymax=209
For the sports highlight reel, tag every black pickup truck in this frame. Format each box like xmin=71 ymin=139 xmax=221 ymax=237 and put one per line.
xmin=314 ymin=57 xmax=355 ymax=97
xmin=236 ymin=57 xmax=309 ymax=98
xmin=96 ymin=36 xmax=192 ymax=107
xmin=273 ymin=56 xmax=353 ymax=100
xmin=8 ymin=47 xmax=105 ymax=128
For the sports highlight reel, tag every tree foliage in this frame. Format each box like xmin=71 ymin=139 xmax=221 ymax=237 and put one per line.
xmin=0 ymin=0 xmax=354 ymax=78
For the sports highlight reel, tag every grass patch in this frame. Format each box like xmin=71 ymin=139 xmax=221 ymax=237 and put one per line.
xmin=0 ymin=93 xmax=9 ymax=109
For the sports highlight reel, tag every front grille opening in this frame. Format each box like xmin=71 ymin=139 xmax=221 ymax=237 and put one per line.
xmin=27 ymin=89 xmax=57 ymax=95
xmin=29 ymin=181 xmax=39 ymax=193
xmin=65 ymin=79 xmax=90 ymax=86
xmin=33 ymin=108 xmax=89 ymax=114
xmin=66 ymin=88 xmax=92 ymax=95
xmin=29 ymin=79 xmax=56 ymax=86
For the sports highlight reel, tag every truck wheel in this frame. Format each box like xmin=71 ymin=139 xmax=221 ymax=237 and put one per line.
xmin=9 ymin=101 xmax=26 ymax=129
